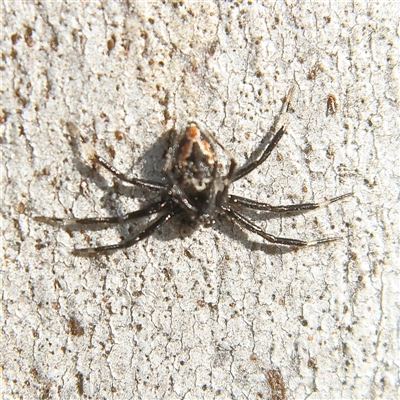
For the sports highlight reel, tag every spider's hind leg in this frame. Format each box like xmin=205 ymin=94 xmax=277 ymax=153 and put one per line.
xmin=93 ymin=154 xmax=167 ymax=190
xmin=232 ymin=126 xmax=286 ymax=182
xmin=232 ymin=86 xmax=296 ymax=182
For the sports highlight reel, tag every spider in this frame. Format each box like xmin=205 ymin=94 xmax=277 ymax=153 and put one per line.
xmin=35 ymin=91 xmax=351 ymax=255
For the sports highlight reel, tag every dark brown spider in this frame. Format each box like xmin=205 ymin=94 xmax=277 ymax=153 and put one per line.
xmin=35 ymin=90 xmax=351 ymax=255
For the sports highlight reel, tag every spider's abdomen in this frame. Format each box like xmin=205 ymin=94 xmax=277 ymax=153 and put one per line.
xmin=165 ymin=122 xmax=224 ymax=224
xmin=176 ymin=124 xmax=216 ymax=191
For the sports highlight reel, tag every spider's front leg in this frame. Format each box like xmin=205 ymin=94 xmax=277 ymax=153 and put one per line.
xmin=228 ymin=193 xmax=353 ymax=213
xmin=34 ymin=200 xmax=176 ymax=255
xmin=221 ymin=206 xmax=346 ymax=247
xmin=34 ymin=200 xmax=170 ymax=226
xmin=73 ymin=209 xmax=180 ymax=255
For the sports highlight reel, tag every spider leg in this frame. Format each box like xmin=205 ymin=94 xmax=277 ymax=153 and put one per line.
xmin=163 ymin=182 xmax=198 ymax=214
xmin=73 ymin=209 xmax=180 ymax=255
xmin=34 ymin=200 xmax=170 ymax=225
xmin=217 ymin=154 xmax=238 ymax=206
xmin=228 ymin=193 xmax=353 ymax=212
xmin=232 ymin=126 xmax=286 ymax=182
xmin=232 ymin=86 xmax=295 ymax=182
xmin=221 ymin=206 xmax=343 ymax=246
xmin=94 ymin=155 xmax=167 ymax=190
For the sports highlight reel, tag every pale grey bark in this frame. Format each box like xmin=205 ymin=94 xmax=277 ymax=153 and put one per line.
xmin=1 ymin=1 xmax=399 ymax=399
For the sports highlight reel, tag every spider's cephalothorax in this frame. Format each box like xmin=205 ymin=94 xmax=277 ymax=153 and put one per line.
xmin=164 ymin=122 xmax=232 ymax=225
xmin=35 ymin=89 xmax=351 ymax=255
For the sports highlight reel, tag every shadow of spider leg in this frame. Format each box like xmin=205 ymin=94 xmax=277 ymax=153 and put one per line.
xmin=92 ymin=154 xmax=167 ymax=190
